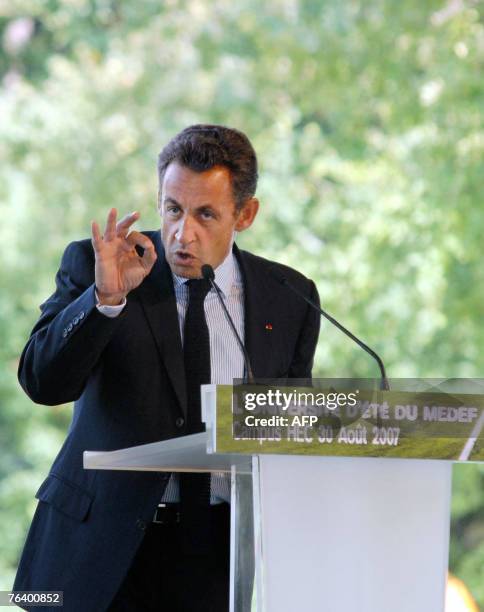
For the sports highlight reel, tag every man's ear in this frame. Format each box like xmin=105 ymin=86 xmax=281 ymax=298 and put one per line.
xmin=234 ymin=198 xmax=259 ymax=232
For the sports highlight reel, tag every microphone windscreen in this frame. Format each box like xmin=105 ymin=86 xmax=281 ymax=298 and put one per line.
xmin=201 ymin=264 xmax=215 ymax=281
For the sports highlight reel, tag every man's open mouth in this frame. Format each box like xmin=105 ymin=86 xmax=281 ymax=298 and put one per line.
xmin=174 ymin=251 xmax=195 ymax=262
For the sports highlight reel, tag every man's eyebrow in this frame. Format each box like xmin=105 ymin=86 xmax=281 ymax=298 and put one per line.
xmin=163 ymin=196 xmax=181 ymax=206
xmin=197 ymin=204 xmax=217 ymax=213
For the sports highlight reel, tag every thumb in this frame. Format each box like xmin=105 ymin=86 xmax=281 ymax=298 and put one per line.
xmin=141 ymin=241 xmax=157 ymax=271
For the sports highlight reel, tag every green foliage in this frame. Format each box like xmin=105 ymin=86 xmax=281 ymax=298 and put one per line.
xmin=0 ymin=0 xmax=483 ymax=604
xmin=450 ymin=464 xmax=484 ymax=606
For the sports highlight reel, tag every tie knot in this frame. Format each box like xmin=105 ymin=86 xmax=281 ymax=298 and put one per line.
xmin=187 ymin=278 xmax=211 ymax=302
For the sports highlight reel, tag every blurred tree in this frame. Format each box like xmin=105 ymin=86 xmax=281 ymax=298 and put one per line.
xmin=450 ymin=463 xmax=484 ymax=606
xmin=0 ymin=0 xmax=482 ymax=602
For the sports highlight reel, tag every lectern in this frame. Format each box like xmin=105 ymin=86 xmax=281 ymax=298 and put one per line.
xmin=84 ymin=382 xmax=484 ymax=612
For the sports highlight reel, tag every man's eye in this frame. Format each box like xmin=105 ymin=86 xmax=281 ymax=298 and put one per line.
xmin=201 ymin=210 xmax=215 ymax=220
xmin=167 ymin=206 xmax=181 ymax=215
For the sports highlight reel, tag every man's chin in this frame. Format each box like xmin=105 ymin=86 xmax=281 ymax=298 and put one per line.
xmin=169 ymin=261 xmax=201 ymax=279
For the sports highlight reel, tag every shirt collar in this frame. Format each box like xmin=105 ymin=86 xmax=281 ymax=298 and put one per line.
xmin=171 ymin=249 xmax=235 ymax=298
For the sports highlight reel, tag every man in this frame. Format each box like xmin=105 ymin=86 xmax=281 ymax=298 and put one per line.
xmin=14 ymin=125 xmax=320 ymax=611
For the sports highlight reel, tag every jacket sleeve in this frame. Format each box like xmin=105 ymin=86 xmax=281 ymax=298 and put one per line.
xmin=18 ymin=240 xmax=127 ymax=406
xmin=287 ymin=280 xmax=321 ymax=380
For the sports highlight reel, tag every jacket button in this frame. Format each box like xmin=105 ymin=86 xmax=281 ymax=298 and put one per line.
xmin=136 ymin=518 xmax=147 ymax=531
xmin=73 ymin=316 xmax=79 ymax=325
xmin=62 ymin=329 xmax=68 ymax=338
xmin=175 ymin=417 xmax=185 ymax=428
xmin=67 ymin=323 xmax=73 ymax=332
xmin=79 ymin=311 xmax=85 ymax=319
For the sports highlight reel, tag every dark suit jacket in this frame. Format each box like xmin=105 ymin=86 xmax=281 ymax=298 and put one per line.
xmin=14 ymin=230 xmax=320 ymax=611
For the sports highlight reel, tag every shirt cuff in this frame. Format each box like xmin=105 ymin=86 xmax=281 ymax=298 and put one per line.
xmin=95 ymin=290 xmax=126 ymax=318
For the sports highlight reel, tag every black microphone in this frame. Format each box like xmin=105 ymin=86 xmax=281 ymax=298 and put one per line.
xmin=270 ymin=268 xmax=389 ymax=391
xmin=201 ymin=264 xmax=255 ymax=384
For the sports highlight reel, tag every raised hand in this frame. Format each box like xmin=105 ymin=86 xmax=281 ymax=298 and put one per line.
xmin=91 ymin=208 xmax=157 ymax=305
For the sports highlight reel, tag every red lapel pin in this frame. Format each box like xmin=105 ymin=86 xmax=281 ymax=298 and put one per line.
xmin=265 ymin=323 xmax=273 ymax=330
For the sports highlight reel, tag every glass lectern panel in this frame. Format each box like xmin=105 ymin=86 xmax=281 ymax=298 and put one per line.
xmin=231 ymin=460 xmax=263 ymax=612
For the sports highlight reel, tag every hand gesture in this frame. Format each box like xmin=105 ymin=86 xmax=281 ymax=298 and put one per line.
xmin=91 ymin=208 xmax=157 ymax=305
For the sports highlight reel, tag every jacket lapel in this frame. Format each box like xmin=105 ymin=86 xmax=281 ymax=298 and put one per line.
xmin=234 ymin=245 xmax=278 ymax=380
xmin=135 ymin=232 xmax=187 ymax=417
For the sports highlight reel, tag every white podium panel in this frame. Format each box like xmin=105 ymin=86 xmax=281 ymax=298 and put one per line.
xmin=257 ymin=455 xmax=452 ymax=612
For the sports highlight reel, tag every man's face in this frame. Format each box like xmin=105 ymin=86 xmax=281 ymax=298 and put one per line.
xmin=159 ymin=162 xmax=258 ymax=278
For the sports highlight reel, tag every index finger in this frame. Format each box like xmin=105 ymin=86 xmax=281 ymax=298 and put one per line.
xmin=116 ymin=211 xmax=140 ymax=236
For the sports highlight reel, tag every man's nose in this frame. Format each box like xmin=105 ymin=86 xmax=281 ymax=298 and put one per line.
xmin=175 ymin=216 xmax=196 ymax=245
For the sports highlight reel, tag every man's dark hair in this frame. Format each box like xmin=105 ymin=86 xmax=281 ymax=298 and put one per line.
xmin=157 ymin=124 xmax=258 ymax=210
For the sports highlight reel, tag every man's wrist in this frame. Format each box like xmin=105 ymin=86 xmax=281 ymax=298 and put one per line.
xmin=96 ymin=289 xmax=127 ymax=306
